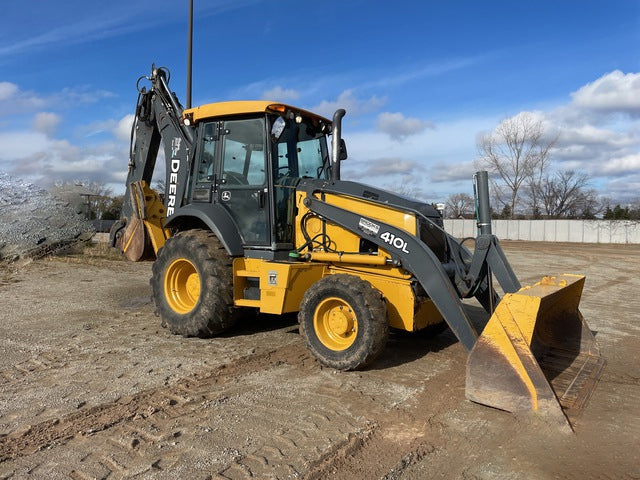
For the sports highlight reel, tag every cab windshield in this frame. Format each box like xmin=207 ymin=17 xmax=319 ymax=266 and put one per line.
xmin=271 ymin=116 xmax=330 ymax=181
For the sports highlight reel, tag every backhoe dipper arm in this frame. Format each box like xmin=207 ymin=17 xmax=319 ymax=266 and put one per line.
xmin=111 ymin=66 xmax=195 ymax=249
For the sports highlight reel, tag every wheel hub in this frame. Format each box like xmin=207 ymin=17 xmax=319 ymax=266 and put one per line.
xmin=328 ymin=308 xmax=351 ymax=335
xmin=314 ymin=298 xmax=358 ymax=351
xmin=164 ymin=258 xmax=201 ymax=314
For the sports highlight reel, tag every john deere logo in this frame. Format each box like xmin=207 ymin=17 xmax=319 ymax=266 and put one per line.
xmin=221 ymin=191 xmax=231 ymax=201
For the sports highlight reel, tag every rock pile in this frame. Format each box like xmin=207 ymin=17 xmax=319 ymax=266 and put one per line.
xmin=0 ymin=173 xmax=95 ymax=262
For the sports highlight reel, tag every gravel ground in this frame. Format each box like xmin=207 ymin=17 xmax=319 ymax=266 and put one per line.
xmin=0 ymin=241 xmax=638 ymax=479
xmin=0 ymin=173 xmax=94 ymax=262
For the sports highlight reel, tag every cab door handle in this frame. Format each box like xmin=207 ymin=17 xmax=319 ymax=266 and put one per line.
xmin=257 ymin=188 xmax=267 ymax=208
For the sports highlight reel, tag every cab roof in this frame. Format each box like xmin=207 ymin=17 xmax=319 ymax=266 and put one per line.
xmin=183 ymin=100 xmax=331 ymax=124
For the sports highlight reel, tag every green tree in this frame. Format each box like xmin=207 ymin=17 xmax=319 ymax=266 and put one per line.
xmin=101 ymin=195 xmax=124 ymax=220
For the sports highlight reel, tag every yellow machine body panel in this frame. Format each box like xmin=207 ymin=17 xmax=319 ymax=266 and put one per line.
xmin=183 ymin=100 xmax=330 ymax=124
xmin=294 ymin=190 xmax=417 ymax=261
xmin=466 ymin=274 xmax=605 ymax=430
xmin=233 ymin=258 xmax=443 ymax=331
xmin=329 ymin=265 xmax=444 ymax=331
xmin=233 ymin=258 xmax=327 ymax=314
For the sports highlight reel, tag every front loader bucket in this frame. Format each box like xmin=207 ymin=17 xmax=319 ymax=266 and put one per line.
xmin=466 ymin=274 xmax=605 ymax=431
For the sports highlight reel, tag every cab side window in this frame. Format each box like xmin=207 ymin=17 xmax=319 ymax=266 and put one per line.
xmin=222 ymin=118 xmax=265 ymax=186
xmin=196 ymin=122 xmax=217 ymax=183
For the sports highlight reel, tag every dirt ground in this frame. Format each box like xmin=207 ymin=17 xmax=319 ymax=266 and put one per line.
xmin=0 ymin=241 xmax=638 ymax=479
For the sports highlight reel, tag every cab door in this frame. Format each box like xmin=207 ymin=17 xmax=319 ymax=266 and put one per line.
xmin=216 ymin=117 xmax=270 ymax=246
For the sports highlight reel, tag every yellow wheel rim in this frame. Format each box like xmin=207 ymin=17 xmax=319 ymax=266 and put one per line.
xmin=164 ymin=258 xmax=201 ymax=314
xmin=314 ymin=297 xmax=358 ymax=351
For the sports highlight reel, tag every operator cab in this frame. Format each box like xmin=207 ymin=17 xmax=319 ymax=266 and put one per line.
xmin=184 ymin=102 xmax=333 ymax=257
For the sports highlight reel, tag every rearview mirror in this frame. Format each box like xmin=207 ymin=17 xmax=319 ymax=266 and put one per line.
xmin=339 ymin=138 xmax=348 ymax=161
xmin=271 ymin=117 xmax=286 ymax=142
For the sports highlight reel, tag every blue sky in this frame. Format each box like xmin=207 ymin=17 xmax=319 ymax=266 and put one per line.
xmin=1 ymin=0 xmax=639 ymax=204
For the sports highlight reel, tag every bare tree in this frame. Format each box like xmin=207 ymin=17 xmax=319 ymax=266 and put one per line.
xmin=537 ymin=170 xmax=589 ymax=218
xmin=445 ymin=193 xmax=474 ymax=218
xmin=154 ymin=179 xmax=166 ymax=195
xmin=476 ymin=113 xmax=556 ymax=218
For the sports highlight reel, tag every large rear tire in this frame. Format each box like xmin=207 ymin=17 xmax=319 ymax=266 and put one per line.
xmin=151 ymin=229 xmax=237 ymax=337
xmin=298 ymin=274 xmax=388 ymax=370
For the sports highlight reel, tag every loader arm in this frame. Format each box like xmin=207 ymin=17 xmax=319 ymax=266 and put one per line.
xmin=110 ymin=66 xmax=195 ymax=260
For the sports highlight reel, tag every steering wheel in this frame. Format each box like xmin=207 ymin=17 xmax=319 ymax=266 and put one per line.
xmin=277 ymin=165 xmax=291 ymax=176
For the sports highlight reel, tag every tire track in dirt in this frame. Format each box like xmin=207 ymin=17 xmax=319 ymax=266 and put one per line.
xmin=215 ymin=395 xmax=374 ymax=479
xmin=296 ymin=347 xmax=515 ymax=480
xmin=297 ymin=357 xmax=455 ymax=479
xmin=1 ymin=340 xmax=379 ymax=479
xmin=0 ymin=345 xmax=87 ymax=384
xmin=0 ymin=346 xmax=297 ymax=463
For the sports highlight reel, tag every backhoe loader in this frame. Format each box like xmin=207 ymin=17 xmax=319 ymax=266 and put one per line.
xmin=111 ymin=66 xmax=604 ymax=430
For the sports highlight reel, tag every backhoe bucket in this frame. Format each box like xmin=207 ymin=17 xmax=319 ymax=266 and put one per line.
xmin=116 ymin=181 xmax=167 ymax=262
xmin=466 ymin=274 xmax=605 ymax=430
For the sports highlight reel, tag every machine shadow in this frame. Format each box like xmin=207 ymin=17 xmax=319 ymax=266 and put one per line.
xmin=370 ymin=303 xmax=489 ymax=371
xmin=221 ymin=312 xmax=299 ymax=338
xmin=219 ymin=303 xmax=491 ymax=373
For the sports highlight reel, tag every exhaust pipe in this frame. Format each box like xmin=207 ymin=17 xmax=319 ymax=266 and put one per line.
xmin=331 ymin=109 xmax=346 ymax=181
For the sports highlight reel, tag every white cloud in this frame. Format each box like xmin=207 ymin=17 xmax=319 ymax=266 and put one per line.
xmin=546 ymin=110 xmax=640 ymax=180
xmin=604 ymin=174 xmax=640 ymax=202
xmin=359 ymin=158 xmax=417 ymax=177
xmin=339 ymin=115 xmax=495 ymax=201
xmin=479 ymin=110 xmax=550 ymax=143
xmin=0 ymin=131 xmax=51 ymax=160
xmin=556 ymin=124 xmax=634 ymax=148
xmin=0 ymin=82 xmax=19 ymax=100
xmin=114 ymin=114 xmax=134 ymax=142
xmin=571 ymin=70 xmax=640 ymax=114
xmin=430 ymin=161 xmax=476 ymax=183
xmin=32 ymin=112 xmax=62 ymax=136
xmin=0 ymin=84 xmax=47 ymax=114
xmin=0 ymin=82 xmax=114 ymax=116
xmin=600 ymin=153 xmax=640 ymax=176
xmin=0 ymin=121 xmax=129 ymax=191
xmin=261 ymin=86 xmax=300 ymax=102
xmin=312 ymin=89 xmax=386 ymax=118
xmin=376 ymin=112 xmax=434 ymax=141
xmin=478 ymin=83 xmax=640 ymax=190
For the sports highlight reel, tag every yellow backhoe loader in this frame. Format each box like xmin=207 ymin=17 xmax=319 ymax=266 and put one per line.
xmin=111 ymin=66 xmax=604 ymax=430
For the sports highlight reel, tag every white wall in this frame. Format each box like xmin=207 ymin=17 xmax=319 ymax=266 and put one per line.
xmin=444 ymin=219 xmax=640 ymax=244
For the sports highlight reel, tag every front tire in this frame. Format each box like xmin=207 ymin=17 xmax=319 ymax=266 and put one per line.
xmin=151 ymin=229 xmax=237 ymax=337
xmin=298 ymin=274 xmax=388 ymax=370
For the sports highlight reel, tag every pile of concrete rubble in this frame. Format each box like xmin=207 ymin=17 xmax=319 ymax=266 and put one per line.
xmin=0 ymin=172 xmax=95 ymax=262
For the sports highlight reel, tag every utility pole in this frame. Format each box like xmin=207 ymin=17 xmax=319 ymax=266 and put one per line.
xmin=186 ymin=0 xmax=193 ymax=109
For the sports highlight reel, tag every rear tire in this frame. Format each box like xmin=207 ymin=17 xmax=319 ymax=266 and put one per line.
xmin=298 ymin=274 xmax=388 ymax=370
xmin=151 ymin=229 xmax=237 ymax=337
